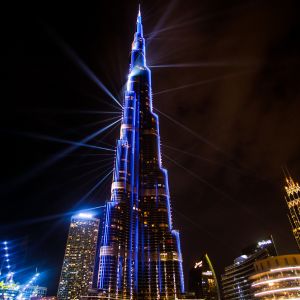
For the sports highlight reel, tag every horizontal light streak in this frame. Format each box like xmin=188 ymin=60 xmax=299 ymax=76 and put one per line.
xmin=252 ymin=276 xmax=300 ymax=286
xmin=163 ymin=143 xmax=244 ymax=174
xmin=150 ymin=61 xmax=254 ymax=68
xmin=271 ymin=266 xmax=300 ymax=273
xmin=156 ymin=108 xmax=221 ymax=153
xmin=163 ymin=153 xmax=232 ymax=200
xmin=153 ymin=70 xmax=253 ymax=96
xmin=25 ymin=132 xmax=114 ymax=152
xmin=255 ymin=287 xmax=300 ymax=297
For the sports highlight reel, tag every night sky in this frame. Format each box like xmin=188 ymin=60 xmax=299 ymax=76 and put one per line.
xmin=1 ymin=0 xmax=300 ymax=295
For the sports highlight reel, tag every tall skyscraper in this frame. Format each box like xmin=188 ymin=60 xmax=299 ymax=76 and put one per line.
xmin=283 ymin=171 xmax=300 ymax=250
xmin=221 ymin=238 xmax=277 ymax=300
xmin=97 ymin=8 xmax=184 ymax=300
xmin=57 ymin=213 xmax=100 ymax=300
xmin=188 ymin=254 xmax=220 ymax=300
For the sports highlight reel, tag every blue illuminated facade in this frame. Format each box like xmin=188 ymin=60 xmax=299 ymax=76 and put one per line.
xmin=97 ymin=8 xmax=185 ymax=300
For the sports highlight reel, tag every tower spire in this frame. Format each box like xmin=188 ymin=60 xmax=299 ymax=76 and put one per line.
xmin=129 ymin=4 xmax=146 ymax=71
xmin=136 ymin=4 xmax=143 ymax=37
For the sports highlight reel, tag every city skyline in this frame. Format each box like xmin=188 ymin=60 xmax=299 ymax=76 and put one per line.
xmin=1 ymin=0 xmax=299 ymax=295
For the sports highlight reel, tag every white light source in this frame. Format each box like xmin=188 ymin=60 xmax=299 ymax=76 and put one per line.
xmin=77 ymin=213 xmax=93 ymax=219
xmin=255 ymin=286 xmax=300 ymax=297
xmin=252 ymin=276 xmax=300 ymax=287
xmin=194 ymin=261 xmax=203 ymax=269
xmin=271 ymin=266 xmax=300 ymax=272
xmin=258 ymin=240 xmax=272 ymax=247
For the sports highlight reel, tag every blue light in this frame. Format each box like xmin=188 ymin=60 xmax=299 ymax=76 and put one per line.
xmin=97 ymin=6 xmax=185 ymax=297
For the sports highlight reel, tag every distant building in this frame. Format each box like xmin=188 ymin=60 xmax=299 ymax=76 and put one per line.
xmin=0 ymin=282 xmax=47 ymax=300
xmin=57 ymin=213 xmax=100 ymax=300
xmin=31 ymin=297 xmax=56 ymax=300
xmin=221 ymin=238 xmax=277 ymax=300
xmin=0 ymin=281 xmax=19 ymax=300
xmin=283 ymin=171 xmax=300 ymax=250
xmin=20 ymin=285 xmax=47 ymax=299
xmin=188 ymin=254 xmax=220 ymax=299
xmin=250 ymin=254 xmax=300 ymax=299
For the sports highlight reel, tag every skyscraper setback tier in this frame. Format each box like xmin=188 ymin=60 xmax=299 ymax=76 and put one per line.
xmin=97 ymin=9 xmax=184 ymax=300
xmin=283 ymin=173 xmax=300 ymax=250
xmin=57 ymin=214 xmax=100 ymax=300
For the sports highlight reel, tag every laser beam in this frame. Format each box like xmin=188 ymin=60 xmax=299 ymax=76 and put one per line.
xmin=45 ymin=27 xmax=123 ymax=109
xmin=150 ymin=61 xmax=257 ymax=68
xmin=156 ymin=108 xmax=222 ymax=153
xmin=153 ymin=71 xmax=252 ymax=95
xmin=74 ymin=168 xmax=113 ymax=207
xmin=23 ymin=132 xmax=114 ymax=152
xmin=5 ymin=119 xmax=120 ymax=188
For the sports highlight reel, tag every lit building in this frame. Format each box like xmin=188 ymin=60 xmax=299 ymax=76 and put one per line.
xmin=31 ymin=297 xmax=56 ymax=300
xmin=96 ymin=7 xmax=184 ymax=300
xmin=57 ymin=213 xmax=100 ymax=300
xmin=0 ymin=241 xmax=46 ymax=300
xmin=221 ymin=239 xmax=277 ymax=300
xmin=188 ymin=254 xmax=220 ymax=299
xmin=250 ymin=254 xmax=300 ymax=299
xmin=0 ymin=281 xmax=19 ymax=300
xmin=283 ymin=171 xmax=300 ymax=250
xmin=0 ymin=282 xmax=47 ymax=300
xmin=19 ymin=285 xmax=47 ymax=299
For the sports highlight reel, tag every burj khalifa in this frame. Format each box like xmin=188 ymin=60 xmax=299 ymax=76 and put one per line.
xmin=97 ymin=8 xmax=185 ymax=300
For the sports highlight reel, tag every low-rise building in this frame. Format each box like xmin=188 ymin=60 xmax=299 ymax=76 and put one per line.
xmin=250 ymin=254 xmax=300 ymax=299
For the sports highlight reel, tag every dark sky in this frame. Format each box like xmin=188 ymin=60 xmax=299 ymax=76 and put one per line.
xmin=1 ymin=0 xmax=300 ymax=295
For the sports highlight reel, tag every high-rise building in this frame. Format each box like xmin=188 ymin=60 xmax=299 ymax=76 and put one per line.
xmin=57 ymin=213 xmax=100 ymax=300
xmin=283 ymin=172 xmax=300 ymax=250
xmin=188 ymin=254 xmax=220 ymax=300
xmin=96 ymin=8 xmax=185 ymax=300
xmin=250 ymin=254 xmax=300 ymax=299
xmin=221 ymin=239 xmax=277 ymax=300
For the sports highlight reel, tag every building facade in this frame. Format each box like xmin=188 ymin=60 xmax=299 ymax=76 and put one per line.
xmin=188 ymin=254 xmax=220 ymax=300
xmin=57 ymin=214 xmax=100 ymax=300
xmin=283 ymin=173 xmax=300 ymax=250
xmin=221 ymin=239 xmax=277 ymax=300
xmin=250 ymin=254 xmax=300 ymax=299
xmin=0 ymin=283 xmax=47 ymax=300
xmin=19 ymin=285 xmax=47 ymax=300
xmin=97 ymin=8 xmax=184 ymax=300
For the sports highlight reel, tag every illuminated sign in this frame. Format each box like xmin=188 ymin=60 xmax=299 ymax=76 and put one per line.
xmin=257 ymin=240 xmax=272 ymax=247
xmin=194 ymin=261 xmax=203 ymax=269
xmin=202 ymin=271 xmax=213 ymax=276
